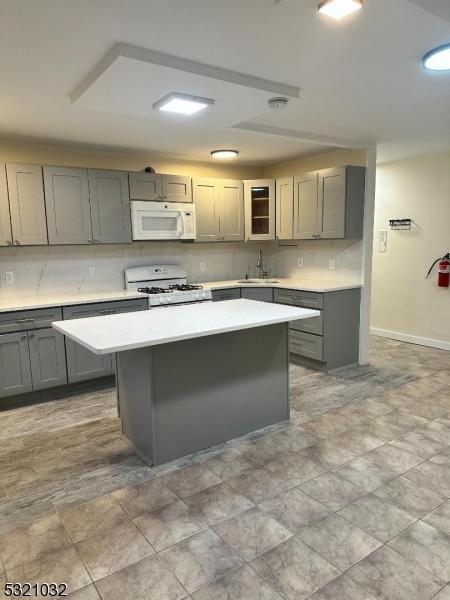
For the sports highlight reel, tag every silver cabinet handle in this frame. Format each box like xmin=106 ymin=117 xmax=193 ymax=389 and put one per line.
xmin=87 ymin=238 xmax=93 ymax=243
xmin=16 ymin=318 xmax=35 ymax=324
xmin=28 ymin=332 xmax=34 ymax=339
xmin=6 ymin=240 xmax=12 ymax=246
xmin=20 ymin=334 xmax=27 ymax=340
xmin=14 ymin=239 xmax=20 ymax=245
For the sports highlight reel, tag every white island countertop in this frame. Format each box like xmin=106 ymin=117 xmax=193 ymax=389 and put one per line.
xmin=53 ymin=299 xmax=320 ymax=354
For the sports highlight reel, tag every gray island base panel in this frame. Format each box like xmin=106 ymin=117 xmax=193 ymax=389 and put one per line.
xmin=118 ymin=323 xmax=289 ymax=465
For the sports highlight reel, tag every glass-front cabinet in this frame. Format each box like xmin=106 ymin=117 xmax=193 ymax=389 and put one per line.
xmin=244 ymin=179 xmax=275 ymax=241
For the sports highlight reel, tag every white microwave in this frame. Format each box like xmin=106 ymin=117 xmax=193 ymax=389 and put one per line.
xmin=131 ymin=201 xmax=196 ymax=241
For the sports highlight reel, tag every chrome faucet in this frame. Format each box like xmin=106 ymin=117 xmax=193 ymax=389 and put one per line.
xmin=257 ymin=249 xmax=271 ymax=279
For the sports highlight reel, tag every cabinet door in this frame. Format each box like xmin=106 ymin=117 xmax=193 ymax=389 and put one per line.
xmin=28 ymin=328 xmax=67 ymax=390
xmin=0 ymin=164 xmax=12 ymax=247
xmin=129 ymin=172 xmax=163 ymax=201
xmin=44 ymin=166 xmax=92 ymax=245
xmin=162 ymin=174 xmax=192 ymax=203
xmin=218 ymin=180 xmax=244 ymax=241
xmin=244 ymin=179 xmax=275 ymax=241
xmin=65 ymin=339 xmax=112 ymax=383
xmin=0 ymin=332 xmax=32 ymax=398
xmin=276 ymin=177 xmax=294 ymax=240
xmin=294 ymin=172 xmax=319 ymax=240
xmin=192 ymin=179 xmax=220 ymax=242
xmin=88 ymin=169 xmax=131 ymax=244
xmin=7 ymin=164 xmax=48 ymax=246
xmin=318 ymin=167 xmax=346 ymax=239
xmin=241 ymin=288 xmax=273 ymax=302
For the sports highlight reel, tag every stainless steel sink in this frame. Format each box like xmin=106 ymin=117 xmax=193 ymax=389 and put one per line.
xmin=238 ymin=279 xmax=279 ymax=284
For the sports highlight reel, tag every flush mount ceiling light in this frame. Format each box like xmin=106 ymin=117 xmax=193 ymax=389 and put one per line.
xmin=318 ymin=0 xmax=362 ymax=20
xmin=211 ymin=150 xmax=239 ymax=159
xmin=153 ymin=92 xmax=215 ymax=115
xmin=423 ymin=44 xmax=450 ymax=71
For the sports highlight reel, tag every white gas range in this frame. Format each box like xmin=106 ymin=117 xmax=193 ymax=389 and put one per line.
xmin=125 ymin=265 xmax=212 ymax=308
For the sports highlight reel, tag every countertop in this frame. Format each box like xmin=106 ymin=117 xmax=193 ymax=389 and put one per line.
xmin=0 ymin=290 xmax=148 ymax=313
xmin=200 ymin=278 xmax=363 ymax=293
xmin=52 ymin=299 xmax=320 ymax=354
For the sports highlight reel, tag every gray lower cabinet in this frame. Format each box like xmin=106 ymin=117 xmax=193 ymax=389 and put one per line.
xmin=0 ymin=164 xmax=13 ymax=246
xmin=63 ymin=299 xmax=148 ymax=383
xmin=28 ymin=328 xmax=67 ymax=390
xmin=0 ymin=332 xmax=32 ymax=397
xmin=88 ymin=169 xmax=131 ymax=244
xmin=274 ymin=287 xmax=361 ymax=371
xmin=241 ymin=287 xmax=274 ymax=303
xmin=211 ymin=288 xmax=241 ymax=301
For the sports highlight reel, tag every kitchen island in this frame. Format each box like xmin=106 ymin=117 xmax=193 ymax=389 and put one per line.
xmin=53 ymin=299 xmax=319 ymax=465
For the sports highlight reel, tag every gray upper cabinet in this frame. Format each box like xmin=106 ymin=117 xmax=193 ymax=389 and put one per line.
xmin=0 ymin=164 xmax=12 ymax=247
xmin=163 ymin=174 xmax=192 ymax=203
xmin=28 ymin=328 xmax=67 ymax=390
xmin=244 ymin=179 xmax=275 ymax=241
xmin=44 ymin=166 xmax=92 ymax=245
xmin=294 ymin=172 xmax=319 ymax=240
xmin=129 ymin=172 xmax=192 ymax=203
xmin=0 ymin=332 xmax=32 ymax=398
xmin=192 ymin=179 xmax=220 ymax=242
xmin=88 ymin=169 xmax=131 ymax=244
xmin=218 ymin=180 xmax=244 ymax=241
xmin=129 ymin=172 xmax=162 ymax=201
xmin=193 ymin=178 xmax=243 ymax=242
xmin=294 ymin=166 xmax=365 ymax=240
xmin=276 ymin=177 xmax=294 ymax=240
xmin=6 ymin=163 xmax=48 ymax=246
xmin=318 ymin=167 xmax=346 ymax=239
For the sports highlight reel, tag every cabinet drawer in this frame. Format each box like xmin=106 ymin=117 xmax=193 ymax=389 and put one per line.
xmin=63 ymin=299 xmax=148 ymax=320
xmin=290 ymin=311 xmax=323 ymax=336
xmin=274 ymin=288 xmax=323 ymax=309
xmin=0 ymin=307 xmax=63 ymax=334
xmin=289 ymin=330 xmax=324 ymax=362
xmin=211 ymin=289 xmax=241 ymax=302
xmin=241 ymin=287 xmax=273 ymax=303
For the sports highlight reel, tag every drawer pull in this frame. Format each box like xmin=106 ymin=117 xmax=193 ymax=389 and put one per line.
xmin=16 ymin=318 xmax=35 ymax=324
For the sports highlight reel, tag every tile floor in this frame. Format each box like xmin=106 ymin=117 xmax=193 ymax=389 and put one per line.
xmin=0 ymin=336 xmax=449 ymax=599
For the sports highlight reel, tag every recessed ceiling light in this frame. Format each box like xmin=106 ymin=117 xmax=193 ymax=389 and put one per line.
xmin=423 ymin=44 xmax=450 ymax=71
xmin=211 ymin=150 xmax=239 ymax=159
xmin=153 ymin=92 xmax=215 ymax=115
xmin=318 ymin=0 xmax=362 ymax=20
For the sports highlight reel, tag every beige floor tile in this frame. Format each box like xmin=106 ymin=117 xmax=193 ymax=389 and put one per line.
xmin=374 ymin=476 xmax=446 ymax=518
xmin=95 ymin=555 xmax=188 ymax=600
xmin=160 ymin=529 xmax=242 ymax=594
xmin=161 ymin=464 xmax=222 ymax=498
xmin=308 ymin=574 xmax=377 ymax=600
xmin=265 ymin=453 xmax=327 ymax=487
xmin=112 ymin=478 xmax=177 ymax=518
xmin=76 ymin=521 xmax=153 ymax=581
xmin=68 ymin=585 xmax=101 ymax=600
xmin=214 ymin=507 xmax=293 ymax=560
xmin=184 ymin=482 xmax=253 ymax=526
xmin=301 ymin=472 xmax=367 ymax=511
xmin=59 ymin=496 xmax=127 ymax=542
xmin=133 ymin=500 xmax=208 ymax=551
xmin=259 ymin=487 xmax=331 ymax=533
xmin=6 ymin=546 xmax=91 ymax=595
xmin=227 ymin=467 xmax=293 ymax=504
xmin=0 ymin=513 xmax=71 ymax=570
xmin=191 ymin=564 xmax=282 ymax=600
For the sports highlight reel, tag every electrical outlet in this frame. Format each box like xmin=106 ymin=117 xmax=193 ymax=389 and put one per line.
xmin=88 ymin=266 xmax=96 ymax=279
xmin=378 ymin=229 xmax=387 ymax=253
xmin=200 ymin=261 xmax=206 ymax=271
xmin=5 ymin=271 xmax=14 ymax=284
xmin=297 ymin=257 xmax=304 ymax=268
xmin=329 ymin=259 xmax=336 ymax=270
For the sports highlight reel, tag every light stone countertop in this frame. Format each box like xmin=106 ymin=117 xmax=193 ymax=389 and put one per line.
xmin=200 ymin=278 xmax=363 ymax=293
xmin=52 ymin=299 xmax=320 ymax=354
xmin=0 ymin=290 xmax=148 ymax=313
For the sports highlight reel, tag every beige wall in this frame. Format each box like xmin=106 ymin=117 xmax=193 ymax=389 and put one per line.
xmin=371 ymin=151 xmax=450 ymax=349
xmin=263 ymin=148 xmax=367 ymax=178
xmin=0 ymin=139 xmax=263 ymax=180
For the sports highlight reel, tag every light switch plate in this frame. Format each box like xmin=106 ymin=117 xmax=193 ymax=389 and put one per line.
xmin=200 ymin=261 xmax=206 ymax=271
xmin=329 ymin=259 xmax=336 ymax=270
xmin=297 ymin=257 xmax=304 ymax=268
xmin=5 ymin=271 xmax=14 ymax=284
xmin=378 ymin=230 xmax=387 ymax=252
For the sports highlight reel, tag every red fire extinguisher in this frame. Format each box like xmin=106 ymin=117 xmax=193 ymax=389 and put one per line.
xmin=426 ymin=253 xmax=450 ymax=288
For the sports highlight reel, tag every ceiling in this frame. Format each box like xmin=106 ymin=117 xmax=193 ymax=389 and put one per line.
xmin=0 ymin=0 xmax=449 ymax=164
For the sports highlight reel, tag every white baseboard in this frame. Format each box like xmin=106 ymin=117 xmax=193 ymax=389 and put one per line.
xmin=371 ymin=328 xmax=450 ymax=352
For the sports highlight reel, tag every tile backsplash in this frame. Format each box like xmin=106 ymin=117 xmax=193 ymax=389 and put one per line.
xmin=0 ymin=239 xmax=362 ymax=297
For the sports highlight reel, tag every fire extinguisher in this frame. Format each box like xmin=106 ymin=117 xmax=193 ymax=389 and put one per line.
xmin=426 ymin=252 xmax=450 ymax=288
